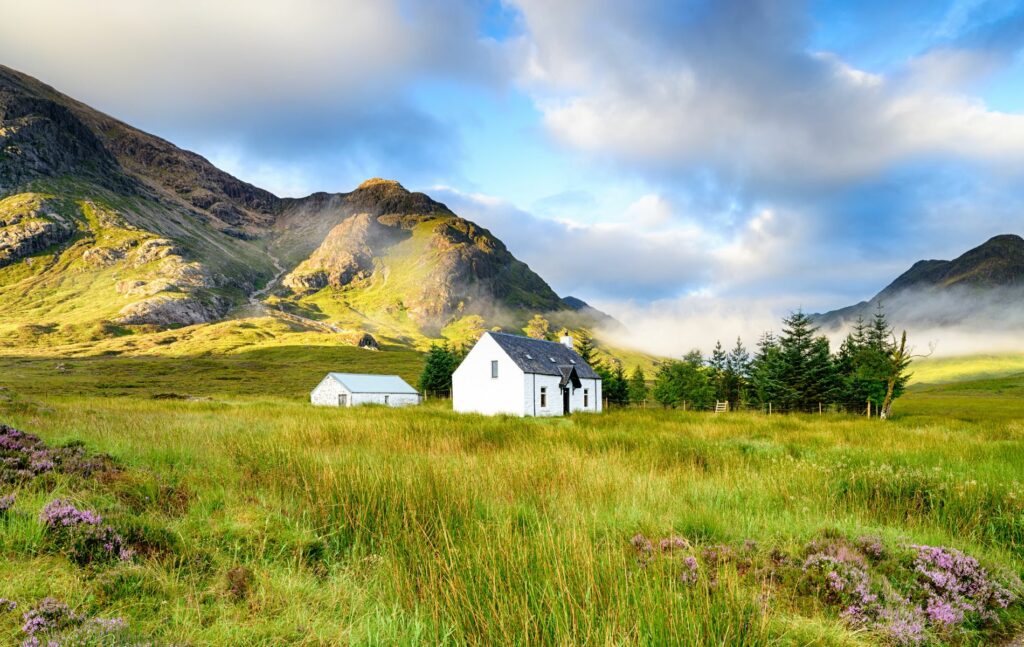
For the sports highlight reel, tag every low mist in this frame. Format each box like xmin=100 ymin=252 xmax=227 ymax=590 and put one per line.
xmin=596 ymin=286 xmax=1024 ymax=359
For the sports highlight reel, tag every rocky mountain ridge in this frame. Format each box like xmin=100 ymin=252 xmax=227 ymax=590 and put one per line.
xmin=814 ymin=234 xmax=1024 ymax=330
xmin=0 ymin=65 xmax=589 ymax=348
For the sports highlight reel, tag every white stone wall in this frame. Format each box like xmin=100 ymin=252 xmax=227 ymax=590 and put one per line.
xmin=310 ymin=376 xmax=351 ymax=406
xmin=453 ymin=334 xmax=527 ymax=416
xmin=522 ymin=374 xmax=602 ymax=415
xmin=350 ymin=393 xmax=421 ymax=407
xmin=311 ymin=376 xmax=420 ymax=407
xmin=523 ymin=373 xmax=563 ymax=416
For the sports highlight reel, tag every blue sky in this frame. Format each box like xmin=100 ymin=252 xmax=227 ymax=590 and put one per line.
xmin=2 ymin=0 xmax=1024 ymax=348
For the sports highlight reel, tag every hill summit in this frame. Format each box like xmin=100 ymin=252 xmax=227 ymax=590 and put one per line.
xmin=815 ymin=234 xmax=1024 ymax=330
xmin=0 ymin=64 xmax=593 ymax=350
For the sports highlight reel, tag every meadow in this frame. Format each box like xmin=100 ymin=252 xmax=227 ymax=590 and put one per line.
xmin=1 ymin=348 xmax=1023 ymax=645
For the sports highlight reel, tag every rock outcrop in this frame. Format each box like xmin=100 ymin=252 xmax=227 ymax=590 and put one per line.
xmin=114 ymin=294 xmax=227 ymax=327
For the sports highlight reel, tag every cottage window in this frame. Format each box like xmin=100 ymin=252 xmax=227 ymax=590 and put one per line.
xmin=584 ymin=389 xmax=589 ymax=407
xmin=384 ymin=395 xmax=390 ymax=405
xmin=491 ymin=360 xmax=498 ymax=378
xmin=540 ymin=387 xmax=547 ymax=407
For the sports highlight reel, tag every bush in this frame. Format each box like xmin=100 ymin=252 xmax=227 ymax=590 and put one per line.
xmin=39 ymin=499 xmax=133 ymax=566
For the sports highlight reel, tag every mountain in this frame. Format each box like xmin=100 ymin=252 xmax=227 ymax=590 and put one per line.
xmin=814 ymin=234 xmax=1024 ymax=330
xmin=0 ymin=65 xmax=591 ymax=351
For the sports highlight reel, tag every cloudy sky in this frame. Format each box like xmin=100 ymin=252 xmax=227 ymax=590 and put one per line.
xmin=3 ymin=0 xmax=1024 ymax=349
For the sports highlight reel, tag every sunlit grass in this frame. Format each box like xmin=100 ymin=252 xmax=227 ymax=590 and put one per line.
xmin=1 ymin=351 xmax=1023 ymax=644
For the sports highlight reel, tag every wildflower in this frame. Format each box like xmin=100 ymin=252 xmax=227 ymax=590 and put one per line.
xmin=679 ymin=556 xmax=699 ymax=584
xmin=924 ymin=597 xmax=963 ymax=626
xmin=21 ymin=598 xmax=77 ymax=638
xmin=0 ymin=598 xmax=16 ymax=613
xmin=0 ymin=493 xmax=14 ymax=514
xmin=658 ymin=536 xmax=689 ymax=553
xmin=39 ymin=500 xmax=103 ymax=528
xmin=38 ymin=500 xmax=132 ymax=564
xmin=630 ymin=533 xmax=652 ymax=554
xmin=855 ymin=535 xmax=885 ymax=560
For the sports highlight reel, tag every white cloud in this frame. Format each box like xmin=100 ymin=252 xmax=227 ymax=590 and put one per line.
xmin=510 ymin=0 xmax=1024 ymax=185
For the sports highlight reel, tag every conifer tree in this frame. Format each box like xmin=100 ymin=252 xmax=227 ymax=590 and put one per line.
xmin=573 ymin=329 xmax=601 ymax=369
xmin=419 ymin=343 xmax=458 ymax=397
xmin=603 ymin=361 xmax=629 ymax=406
xmin=709 ymin=340 xmax=728 ymax=401
xmin=627 ymin=366 xmax=648 ymax=405
xmin=725 ymin=337 xmax=750 ymax=405
xmin=749 ymin=332 xmax=789 ymax=410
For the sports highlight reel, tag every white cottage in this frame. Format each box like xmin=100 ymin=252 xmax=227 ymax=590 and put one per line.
xmin=452 ymin=332 xmax=602 ymax=416
xmin=310 ymin=373 xmax=421 ymax=408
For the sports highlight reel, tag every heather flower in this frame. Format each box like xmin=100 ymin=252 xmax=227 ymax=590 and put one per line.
xmin=38 ymin=499 xmax=132 ymax=565
xmin=630 ymin=533 xmax=653 ymax=554
xmin=0 ymin=598 xmax=16 ymax=613
xmin=21 ymin=598 xmax=77 ymax=638
xmin=910 ymin=544 xmax=1015 ymax=623
xmin=40 ymin=500 xmax=103 ymax=528
xmin=876 ymin=605 xmax=926 ymax=646
xmin=856 ymin=535 xmax=886 ymax=560
xmin=924 ymin=597 xmax=963 ymax=626
xmin=701 ymin=544 xmax=734 ymax=567
xmin=18 ymin=597 xmax=131 ymax=646
xmin=0 ymin=493 xmax=14 ymax=514
xmin=658 ymin=536 xmax=689 ymax=553
xmin=1 ymin=424 xmax=117 ymax=486
xmin=679 ymin=556 xmax=699 ymax=584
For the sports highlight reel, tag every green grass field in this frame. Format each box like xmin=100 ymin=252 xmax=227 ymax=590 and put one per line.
xmin=1 ymin=349 xmax=1023 ymax=645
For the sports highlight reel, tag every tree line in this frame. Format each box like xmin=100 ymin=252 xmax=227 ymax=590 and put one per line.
xmin=649 ymin=307 xmax=914 ymax=415
xmin=419 ymin=306 xmax=915 ymax=417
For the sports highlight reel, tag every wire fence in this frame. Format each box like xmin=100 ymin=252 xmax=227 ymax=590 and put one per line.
xmin=605 ymin=399 xmax=888 ymax=417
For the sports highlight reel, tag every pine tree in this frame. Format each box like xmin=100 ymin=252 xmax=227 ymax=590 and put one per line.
xmin=777 ymin=311 xmax=836 ymax=411
xmin=573 ymin=329 xmax=600 ymax=368
xmin=627 ymin=366 xmax=648 ymax=405
xmin=725 ymin=337 xmax=750 ymax=405
xmin=709 ymin=340 xmax=728 ymax=402
xmin=523 ymin=314 xmax=550 ymax=340
xmin=866 ymin=304 xmax=891 ymax=352
xmin=419 ymin=343 xmax=458 ymax=397
xmin=749 ymin=331 xmax=788 ymax=410
xmin=603 ymin=361 xmax=629 ymax=406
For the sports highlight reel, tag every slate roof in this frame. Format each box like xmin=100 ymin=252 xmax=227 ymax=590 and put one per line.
xmin=487 ymin=332 xmax=600 ymax=379
xmin=327 ymin=373 xmax=419 ymax=394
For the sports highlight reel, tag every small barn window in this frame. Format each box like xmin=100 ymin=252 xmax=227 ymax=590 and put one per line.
xmin=584 ymin=389 xmax=589 ymax=407
xmin=491 ymin=360 xmax=498 ymax=378
xmin=540 ymin=387 xmax=547 ymax=407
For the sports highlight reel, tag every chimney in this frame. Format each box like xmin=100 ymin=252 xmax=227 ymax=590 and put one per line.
xmin=560 ymin=334 xmax=574 ymax=350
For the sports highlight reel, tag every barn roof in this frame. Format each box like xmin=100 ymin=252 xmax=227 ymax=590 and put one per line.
xmin=487 ymin=332 xmax=600 ymax=379
xmin=327 ymin=373 xmax=419 ymax=394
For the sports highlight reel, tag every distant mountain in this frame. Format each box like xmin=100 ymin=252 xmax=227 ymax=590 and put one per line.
xmin=0 ymin=65 xmax=599 ymax=349
xmin=814 ymin=234 xmax=1024 ymax=330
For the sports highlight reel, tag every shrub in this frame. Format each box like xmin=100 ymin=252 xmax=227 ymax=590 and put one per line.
xmin=39 ymin=499 xmax=133 ymax=565
xmin=19 ymin=597 xmax=133 ymax=647
xmin=1 ymin=424 xmax=117 ymax=485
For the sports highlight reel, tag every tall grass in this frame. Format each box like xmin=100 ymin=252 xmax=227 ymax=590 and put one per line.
xmin=1 ymin=357 xmax=1023 ymax=644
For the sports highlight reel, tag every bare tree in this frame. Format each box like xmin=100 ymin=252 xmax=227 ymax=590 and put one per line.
xmin=879 ymin=331 xmax=933 ymax=420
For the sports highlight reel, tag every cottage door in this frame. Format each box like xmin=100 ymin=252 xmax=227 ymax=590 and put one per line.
xmin=339 ymin=393 xmax=348 ymax=407
xmin=562 ymin=387 xmax=570 ymax=415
